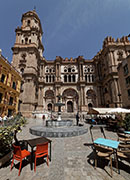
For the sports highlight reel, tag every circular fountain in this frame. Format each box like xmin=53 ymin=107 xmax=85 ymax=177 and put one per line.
xmin=45 ymin=94 xmax=73 ymax=127
xmin=30 ymin=94 xmax=88 ymax=137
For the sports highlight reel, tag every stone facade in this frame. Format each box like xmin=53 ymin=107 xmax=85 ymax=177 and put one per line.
xmin=11 ymin=10 xmax=130 ymax=117
xmin=0 ymin=51 xmax=21 ymax=117
xmin=94 ymin=36 xmax=130 ymax=109
xmin=118 ymin=55 xmax=130 ymax=108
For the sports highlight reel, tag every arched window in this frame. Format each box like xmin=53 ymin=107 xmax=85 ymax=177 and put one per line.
xmin=64 ymin=75 xmax=67 ymax=82
xmin=72 ymin=68 xmax=75 ymax=72
xmin=46 ymin=68 xmax=49 ymax=73
xmin=92 ymin=74 xmax=94 ymax=82
xmin=88 ymin=75 xmax=91 ymax=82
xmin=20 ymin=68 xmax=24 ymax=75
xmin=46 ymin=75 xmax=48 ymax=83
xmin=27 ymin=20 xmax=30 ymax=26
xmin=85 ymin=75 xmax=87 ymax=82
xmin=53 ymin=75 xmax=55 ymax=82
xmin=29 ymin=39 xmax=31 ymax=43
xmin=49 ymin=75 xmax=51 ymax=82
xmin=62 ymin=88 xmax=78 ymax=98
xmin=68 ymin=75 xmax=71 ymax=82
xmin=25 ymin=37 xmax=28 ymax=44
xmin=22 ymin=40 xmax=24 ymax=44
xmin=45 ymin=90 xmax=54 ymax=99
xmin=72 ymin=75 xmax=75 ymax=82
xmin=68 ymin=68 xmax=71 ymax=72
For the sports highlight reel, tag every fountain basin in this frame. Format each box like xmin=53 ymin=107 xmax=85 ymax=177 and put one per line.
xmin=30 ymin=126 xmax=88 ymax=138
xmin=46 ymin=120 xmax=73 ymax=127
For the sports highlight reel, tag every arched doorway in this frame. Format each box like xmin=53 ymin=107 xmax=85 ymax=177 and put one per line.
xmin=86 ymin=89 xmax=96 ymax=107
xmin=88 ymin=103 xmax=93 ymax=110
xmin=62 ymin=88 xmax=79 ymax=112
xmin=48 ymin=103 xmax=52 ymax=111
xmin=45 ymin=90 xmax=54 ymax=111
xmin=67 ymin=101 xmax=73 ymax=112
xmin=88 ymin=103 xmax=93 ymax=108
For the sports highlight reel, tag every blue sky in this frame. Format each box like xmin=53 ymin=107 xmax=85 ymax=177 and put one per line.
xmin=0 ymin=0 xmax=130 ymax=62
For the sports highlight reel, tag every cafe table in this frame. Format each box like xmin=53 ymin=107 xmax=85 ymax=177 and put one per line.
xmin=26 ymin=137 xmax=52 ymax=170
xmin=124 ymin=131 xmax=130 ymax=134
xmin=94 ymin=138 xmax=120 ymax=173
xmin=94 ymin=138 xmax=119 ymax=149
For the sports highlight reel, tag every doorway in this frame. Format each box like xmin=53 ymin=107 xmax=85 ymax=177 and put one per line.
xmin=67 ymin=101 xmax=73 ymax=112
xmin=48 ymin=103 xmax=52 ymax=112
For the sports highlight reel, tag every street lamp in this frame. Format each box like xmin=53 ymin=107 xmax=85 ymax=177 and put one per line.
xmin=51 ymin=99 xmax=54 ymax=119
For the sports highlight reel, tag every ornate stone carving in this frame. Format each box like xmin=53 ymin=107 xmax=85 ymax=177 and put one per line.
xmin=45 ymin=90 xmax=54 ymax=99
xmin=62 ymin=88 xmax=78 ymax=98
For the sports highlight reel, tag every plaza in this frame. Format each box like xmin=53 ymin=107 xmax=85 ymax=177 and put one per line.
xmin=0 ymin=5 xmax=130 ymax=180
xmin=0 ymin=118 xmax=129 ymax=180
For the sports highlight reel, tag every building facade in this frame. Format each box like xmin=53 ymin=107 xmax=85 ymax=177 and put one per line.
xmin=11 ymin=10 xmax=130 ymax=117
xmin=0 ymin=50 xmax=21 ymax=117
xmin=118 ymin=55 xmax=130 ymax=108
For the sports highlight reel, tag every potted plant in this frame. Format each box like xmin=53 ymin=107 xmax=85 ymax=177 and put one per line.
xmin=0 ymin=115 xmax=27 ymax=167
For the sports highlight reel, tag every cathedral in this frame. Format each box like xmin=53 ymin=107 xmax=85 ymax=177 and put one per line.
xmin=11 ymin=10 xmax=130 ymax=117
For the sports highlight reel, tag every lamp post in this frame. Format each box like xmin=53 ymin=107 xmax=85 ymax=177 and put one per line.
xmin=51 ymin=99 xmax=54 ymax=119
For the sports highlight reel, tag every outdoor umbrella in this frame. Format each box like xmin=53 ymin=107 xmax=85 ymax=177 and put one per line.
xmin=108 ymin=108 xmax=130 ymax=114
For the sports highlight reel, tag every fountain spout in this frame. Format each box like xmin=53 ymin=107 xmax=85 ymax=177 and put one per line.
xmin=54 ymin=94 xmax=65 ymax=121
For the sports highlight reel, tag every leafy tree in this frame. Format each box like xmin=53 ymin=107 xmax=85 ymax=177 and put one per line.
xmin=0 ymin=115 xmax=27 ymax=158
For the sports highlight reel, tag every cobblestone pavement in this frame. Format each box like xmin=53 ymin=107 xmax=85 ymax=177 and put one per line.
xmin=0 ymin=118 xmax=130 ymax=180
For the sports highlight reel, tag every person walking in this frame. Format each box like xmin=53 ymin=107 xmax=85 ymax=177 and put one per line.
xmin=76 ymin=112 xmax=80 ymax=126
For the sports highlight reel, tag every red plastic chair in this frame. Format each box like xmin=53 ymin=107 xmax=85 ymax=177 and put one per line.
xmin=34 ymin=142 xmax=49 ymax=172
xmin=10 ymin=144 xmax=31 ymax=176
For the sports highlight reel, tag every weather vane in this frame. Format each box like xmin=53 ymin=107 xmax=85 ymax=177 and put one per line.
xmin=34 ymin=6 xmax=36 ymax=11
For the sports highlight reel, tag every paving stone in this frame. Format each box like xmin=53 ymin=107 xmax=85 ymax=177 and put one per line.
xmin=0 ymin=118 xmax=129 ymax=180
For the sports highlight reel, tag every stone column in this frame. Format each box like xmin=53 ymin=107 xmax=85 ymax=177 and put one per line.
xmin=59 ymin=64 xmax=61 ymax=81
xmin=15 ymin=34 xmax=18 ymax=43
xmin=37 ymin=86 xmax=43 ymax=110
xmin=40 ymin=65 xmax=43 ymax=77
xmin=42 ymin=87 xmax=46 ymax=110
xmin=80 ymin=64 xmax=83 ymax=80
xmin=112 ymin=51 xmax=116 ymax=66
xmin=80 ymin=64 xmax=82 ymax=81
xmin=79 ymin=86 xmax=82 ymax=111
xmin=56 ymin=64 xmax=58 ymax=81
xmin=112 ymin=78 xmax=119 ymax=106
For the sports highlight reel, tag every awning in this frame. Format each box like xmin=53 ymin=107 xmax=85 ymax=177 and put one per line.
xmin=108 ymin=107 xmax=130 ymax=114
xmin=87 ymin=107 xmax=130 ymax=115
xmin=87 ymin=108 xmax=116 ymax=115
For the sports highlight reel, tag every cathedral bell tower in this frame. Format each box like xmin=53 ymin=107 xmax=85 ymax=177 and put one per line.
xmin=11 ymin=10 xmax=44 ymax=117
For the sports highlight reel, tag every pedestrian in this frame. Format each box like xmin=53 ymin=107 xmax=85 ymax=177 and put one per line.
xmin=0 ymin=116 xmax=2 ymax=125
xmin=3 ymin=115 xmax=7 ymax=126
xmin=76 ymin=112 xmax=80 ymax=126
